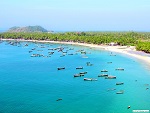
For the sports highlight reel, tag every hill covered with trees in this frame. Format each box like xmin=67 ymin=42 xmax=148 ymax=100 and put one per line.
xmin=7 ymin=26 xmax=48 ymax=33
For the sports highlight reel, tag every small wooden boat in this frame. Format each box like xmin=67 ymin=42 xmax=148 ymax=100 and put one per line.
xmin=86 ymin=62 xmax=90 ymax=64
xmin=115 ymin=68 xmax=124 ymax=71
xmin=116 ymin=90 xmax=124 ymax=94
xmin=107 ymin=88 xmax=116 ymax=91
xmin=81 ymin=51 xmax=86 ymax=54
xmin=116 ymin=82 xmax=124 ymax=85
xmin=101 ymin=70 xmax=108 ymax=72
xmin=98 ymin=74 xmax=108 ymax=77
xmin=84 ymin=78 xmax=92 ymax=81
xmin=68 ymin=53 xmax=74 ymax=55
xmin=74 ymin=74 xmax=81 ymax=77
xmin=69 ymin=48 xmax=74 ymax=50
xmin=87 ymin=63 xmax=92 ymax=66
xmin=79 ymin=74 xmax=84 ymax=76
xmin=56 ymin=98 xmax=62 ymax=101
xmin=48 ymin=48 xmax=54 ymax=50
xmin=31 ymin=54 xmax=39 ymax=57
xmin=76 ymin=67 xmax=83 ymax=69
xmin=31 ymin=48 xmax=36 ymax=50
xmin=84 ymin=78 xmax=98 ymax=81
xmin=57 ymin=67 xmax=65 ymax=70
xmin=48 ymin=52 xmax=54 ymax=55
xmin=79 ymin=72 xmax=87 ymax=74
xmin=110 ymin=54 xmax=116 ymax=56
xmin=86 ymin=62 xmax=93 ymax=66
xmin=62 ymin=51 xmax=67 ymax=53
xmin=127 ymin=106 xmax=131 ymax=109
xmin=60 ymin=55 xmax=65 ymax=57
xmin=105 ymin=76 xmax=116 ymax=79
xmin=107 ymin=62 xmax=112 ymax=64
xmin=25 ymin=44 xmax=28 ymax=46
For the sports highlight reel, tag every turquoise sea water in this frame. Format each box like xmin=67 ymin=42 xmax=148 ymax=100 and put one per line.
xmin=0 ymin=41 xmax=150 ymax=113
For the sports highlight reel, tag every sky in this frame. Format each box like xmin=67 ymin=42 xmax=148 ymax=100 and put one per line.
xmin=0 ymin=0 xmax=150 ymax=31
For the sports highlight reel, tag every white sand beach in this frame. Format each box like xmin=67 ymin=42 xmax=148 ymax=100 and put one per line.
xmin=1 ymin=39 xmax=150 ymax=66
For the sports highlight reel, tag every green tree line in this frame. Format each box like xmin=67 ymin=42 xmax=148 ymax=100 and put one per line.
xmin=0 ymin=32 xmax=150 ymax=53
xmin=136 ymin=41 xmax=150 ymax=53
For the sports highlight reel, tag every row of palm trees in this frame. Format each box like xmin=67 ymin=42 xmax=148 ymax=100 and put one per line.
xmin=0 ymin=32 xmax=150 ymax=53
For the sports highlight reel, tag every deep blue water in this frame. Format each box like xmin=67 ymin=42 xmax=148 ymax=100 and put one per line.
xmin=0 ymin=40 xmax=150 ymax=113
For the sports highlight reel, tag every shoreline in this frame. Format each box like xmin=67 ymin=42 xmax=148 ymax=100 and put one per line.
xmin=1 ymin=38 xmax=150 ymax=67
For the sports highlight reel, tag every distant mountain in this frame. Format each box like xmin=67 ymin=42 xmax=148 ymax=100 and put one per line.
xmin=8 ymin=26 xmax=48 ymax=33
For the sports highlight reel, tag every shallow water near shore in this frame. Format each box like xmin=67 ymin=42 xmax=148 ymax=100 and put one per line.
xmin=0 ymin=41 xmax=150 ymax=113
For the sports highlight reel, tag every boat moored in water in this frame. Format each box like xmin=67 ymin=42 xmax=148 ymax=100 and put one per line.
xmin=116 ymin=90 xmax=124 ymax=94
xmin=74 ymin=74 xmax=82 ymax=77
xmin=107 ymin=88 xmax=116 ymax=91
xmin=101 ymin=70 xmax=108 ymax=72
xmin=79 ymin=72 xmax=87 ymax=74
xmin=57 ymin=67 xmax=65 ymax=70
xmin=84 ymin=78 xmax=98 ymax=81
xmin=86 ymin=62 xmax=93 ymax=66
xmin=116 ymin=82 xmax=124 ymax=85
xmin=74 ymin=73 xmax=85 ymax=77
xmin=76 ymin=67 xmax=83 ymax=69
xmin=98 ymin=74 xmax=108 ymax=77
xmin=115 ymin=68 xmax=124 ymax=71
xmin=105 ymin=76 xmax=116 ymax=79
xmin=107 ymin=62 xmax=112 ymax=64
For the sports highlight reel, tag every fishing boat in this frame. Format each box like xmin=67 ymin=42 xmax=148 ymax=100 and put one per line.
xmin=79 ymin=72 xmax=87 ymax=74
xmin=48 ymin=48 xmax=54 ymax=50
xmin=116 ymin=82 xmax=124 ymax=85
xmin=81 ymin=51 xmax=86 ymax=54
xmin=110 ymin=54 xmax=116 ymax=56
xmin=101 ymin=70 xmax=108 ymax=72
xmin=107 ymin=62 xmax=112 ymax=64
xmin=98 ymin=74 xmax=108 ymax=77
xmin=79 ymin=74 xmax=84 ymax=76
xmin=86 ymin=62 xmax=93 ymax=66
xmin=57 ymin=67 xmax=65 ymax=70
xmin=68 ymin=53 xmax=74 ymax=55
xmin=107 ymin=88 xmax=116 ymax=91
xmin=115 ymin=68 xmax=124 ymax=71
xmin=25 ymin=44 xmax=28 ymax=46
xmin=62 ymin=51 xmax=67 ymax=53
xmin=48 ymin=52 xmax=54 ymax=55
xmin=31 ymin=54 xmax=40 ymax=57
xmin=84 ymin=78 xmax=98 ymax=81
xmin=76 ymin=67 xmax=83 ymax=69
xmin=60 ymin=54 xmax=65 ymax=57
xmin=56 ymin=98 xmax=62 ymax=101
xmin=116 ymin=90 xmax=124 ymax=94
xmin=105 ymin=76 xmax=116 ymax=79
xmin=69 ymin=48 xmax=74 ymax=50
xmin=74 ymin=74 xmax=81 ymax=77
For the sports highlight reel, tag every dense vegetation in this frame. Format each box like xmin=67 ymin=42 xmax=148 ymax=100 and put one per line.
xmin=8 ymin=26 xmax=48 ymax=33
xmin=136 ymin=41 xmax=150 ymax=53
xmin=0 ymin=32 xmax=150 ymax=53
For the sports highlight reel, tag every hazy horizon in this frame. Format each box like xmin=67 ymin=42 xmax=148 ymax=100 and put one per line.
xmin=1 ymin=0 xmax=150 ymax=31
